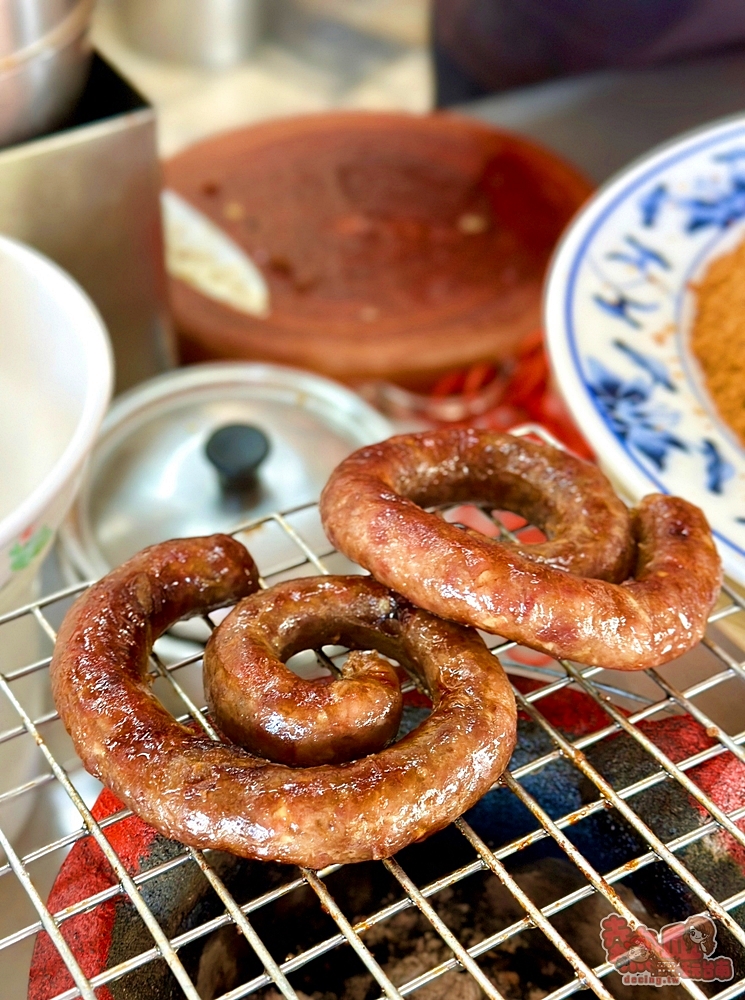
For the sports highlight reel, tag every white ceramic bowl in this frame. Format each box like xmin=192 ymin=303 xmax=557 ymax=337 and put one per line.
xmin=0 ymin=235 xmax=113 ymax=608
xmin=545 ymin=114 xmax=745 ymax=587
xmin=0 ymin=236 xmax=111 ymax=847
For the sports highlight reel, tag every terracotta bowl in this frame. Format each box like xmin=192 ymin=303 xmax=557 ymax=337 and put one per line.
xmin=165 ymin=111 xmax=592 ymax=390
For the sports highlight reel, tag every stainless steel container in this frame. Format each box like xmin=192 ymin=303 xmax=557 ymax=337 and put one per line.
xmin=0 ymin=0 xmax=96 ymax=148
xmin=0 ymin=56 xmax=176 ymax=392
xmin=58 ymin=360 xmax=392 ymax=649
xmin=119 ymin=0 xmax=266 ymax=69
xmin=59 ymin=361 xmax=393 ymax=581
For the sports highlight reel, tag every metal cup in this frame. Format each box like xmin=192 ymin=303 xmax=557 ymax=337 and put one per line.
xmin=119 ymin=0 xmax=267 ymax=69
xmin=0 ymin=0 xmax=96 ymax=148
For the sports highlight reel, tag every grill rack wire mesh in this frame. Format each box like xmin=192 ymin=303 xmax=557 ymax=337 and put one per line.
xmin=1 ymin=426 xmax=745 ymax=1000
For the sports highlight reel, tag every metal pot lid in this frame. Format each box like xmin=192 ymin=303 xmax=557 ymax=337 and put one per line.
xmin=61 ymin=362 xmax=392 ymax=578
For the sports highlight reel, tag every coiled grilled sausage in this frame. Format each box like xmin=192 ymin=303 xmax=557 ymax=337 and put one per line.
xmin=204 ymin=576 xmax=406 ymax=766
xmin=50 ymin=536 xmax=517 ymax=867
xmin=320 ymin=429 xmax=722 ymax=670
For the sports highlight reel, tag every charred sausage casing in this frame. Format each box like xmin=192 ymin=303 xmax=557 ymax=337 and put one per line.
xmin=320 ymin=429 xmax=722 ymax=670
xmin=50 ymin=537 xmax=517 ymax=867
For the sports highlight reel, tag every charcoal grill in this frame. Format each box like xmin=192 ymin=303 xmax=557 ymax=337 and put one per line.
xmin=3 ymin=426 xmax=745 ymax=1000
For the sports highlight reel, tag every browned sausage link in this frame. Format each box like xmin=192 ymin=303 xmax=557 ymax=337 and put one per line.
xmin=50 ymin=539 xmax=517 ymax=867
xmin=50 ymin=534 xmax=260 ymax=771
xmin=321 ymin=428 xmax=635 ymax=583
xmin=204 ymin=577 xmax=405 ymax=766
xmin=320 ymin=430 xmax=723 ymax=670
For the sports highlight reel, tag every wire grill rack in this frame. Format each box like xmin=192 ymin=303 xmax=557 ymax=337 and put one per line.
xmin=2 ymin=426 xmax=745 ymax=1000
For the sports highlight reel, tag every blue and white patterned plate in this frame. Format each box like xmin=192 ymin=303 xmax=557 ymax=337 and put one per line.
xmin=545 ymin=116 xmax=745 ymax=586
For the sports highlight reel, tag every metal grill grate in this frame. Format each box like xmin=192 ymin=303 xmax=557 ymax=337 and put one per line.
xmin=2 ymin=426 xmax=745 ymax=1000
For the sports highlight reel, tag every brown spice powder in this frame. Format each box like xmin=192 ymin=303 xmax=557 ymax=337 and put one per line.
xmin=691 ymin=238 xmax=745 ymax=446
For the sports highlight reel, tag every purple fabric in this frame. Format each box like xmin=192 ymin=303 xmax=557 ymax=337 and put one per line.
xmin=434 ymin=0 xmax=745 ymax=95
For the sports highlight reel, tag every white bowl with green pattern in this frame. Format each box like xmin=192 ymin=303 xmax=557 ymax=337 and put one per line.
xmin=0 ymin=236 xmax=112 ymax=609
xmin=0 ymin=236 xmax=111 ymax=845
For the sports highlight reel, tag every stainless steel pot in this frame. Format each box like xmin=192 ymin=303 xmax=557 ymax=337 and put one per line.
xmin=119 ymin=0 xmax=266 ymax=69
xmin=0 ymin=0 xmax=96 ymax=148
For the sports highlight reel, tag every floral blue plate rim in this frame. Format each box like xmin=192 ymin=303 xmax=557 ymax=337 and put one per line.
xmin=545 ymin=114 xmax=745 ymax=586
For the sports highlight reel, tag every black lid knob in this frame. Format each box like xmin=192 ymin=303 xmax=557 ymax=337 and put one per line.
xmin=205 ymin=424 xmax=270 ymax=490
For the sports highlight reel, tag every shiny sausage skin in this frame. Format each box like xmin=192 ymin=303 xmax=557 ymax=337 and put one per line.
xmin=322 ymin=428 xmax=634 ymax=581
xmin=50 ymin=537 xmax=517 ymax=867
xmin=204 ymin=577 xmax=405 ymax=766
xmin=320 ymin=429 xmax=723 ymax=670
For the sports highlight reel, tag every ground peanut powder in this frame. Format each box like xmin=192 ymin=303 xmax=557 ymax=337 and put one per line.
xmin=691 ymin=239 xmax=745 ymax=446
